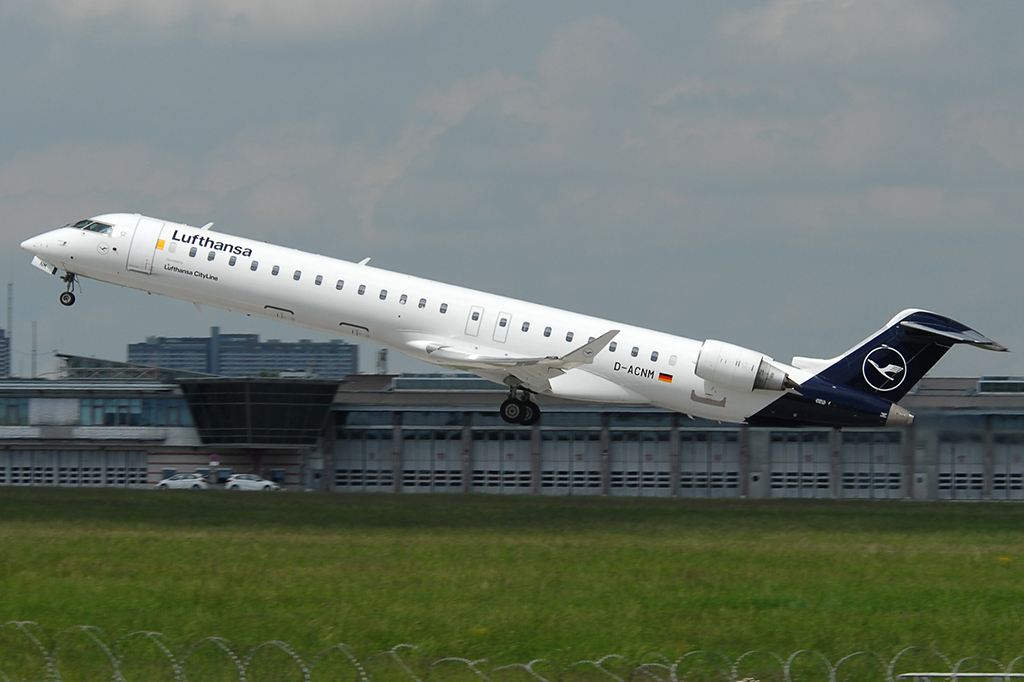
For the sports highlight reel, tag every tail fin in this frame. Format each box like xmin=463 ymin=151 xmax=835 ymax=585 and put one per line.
xmin=793 ymin=309 xmax=1007 ymax=402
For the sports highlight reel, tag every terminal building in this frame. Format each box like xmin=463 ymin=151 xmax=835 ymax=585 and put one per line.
xmin=127 ymin=327 xmax=358 ymax=379
xmin=0 ymin=362 xmax=1022 ymax=501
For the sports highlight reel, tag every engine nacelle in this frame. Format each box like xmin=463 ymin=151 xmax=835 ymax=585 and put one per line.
xmin=695 ymin=339 xmax=794 ymax=392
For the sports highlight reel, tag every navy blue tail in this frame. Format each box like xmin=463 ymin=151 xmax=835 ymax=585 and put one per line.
xmin=814 ymin=309 xmax=1006 ymax=402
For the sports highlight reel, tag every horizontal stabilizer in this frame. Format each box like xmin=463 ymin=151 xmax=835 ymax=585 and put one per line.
xmin=900 ymin=320 xmax=1008 ymax=352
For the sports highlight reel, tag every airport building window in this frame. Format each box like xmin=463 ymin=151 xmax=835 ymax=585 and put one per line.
xmin=544 ymin=327 xmax=552 ymax=338
xmin=207 ymin=251 xmax=215 ymax=261
xmin=631 ymin=346 xmax=639 ymax=357
xmin=0 ymin=398 xmax=28 ymax=426
xmin=609 ymin=341 xmax=617 ymax=352
xmin=189 ymin=247 xmax=197 ymax=258
xmin=293 ymin=270 xmax=301 ymax=281
xmin=229 ymin=256 xmax=237 ymax=266
xmin=566 ymin=331 xmax=574 ymax=342
xmin=651 ymin=351 xmax=659 ymax=362
xmin=440 ymin=303 xmax=448 ymax=314
xmin=79 ymin=397 xmax=193 ymax=427
xmin=336 ymin=280 xmax=344 ymax=290
xmin=400 ymin=294 xmax=408 ymax=304
xmin=522 ymin=322 xmax=530 ymax=332
xmin=251 ymin=261 xmax=258 ymax=271
xmin=315 ymin=275 xmax=323 ymax=286
xmin=380 ymin=290 xmax=387 ymax=300
xmin=418 ymin=298 xmax=427 ymax=309
xmin=358 ymin=285 xmax=366 ymax=295
xmin=272 ymin=265 xmax=280 ymax=276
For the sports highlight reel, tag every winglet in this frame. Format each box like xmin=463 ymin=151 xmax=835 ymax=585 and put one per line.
xmin=561 ymin=330 xmax=619 ymax=366
xmin=200 ymin=222 xmax=213 ymax=231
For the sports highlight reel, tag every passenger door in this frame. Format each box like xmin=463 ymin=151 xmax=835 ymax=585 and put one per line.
xmin=126 ymin=217 xmax=165 ymax=274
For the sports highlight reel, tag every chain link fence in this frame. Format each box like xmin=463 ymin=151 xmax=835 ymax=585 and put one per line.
xmin=3 ymin=621 xmax=1024 ymax=682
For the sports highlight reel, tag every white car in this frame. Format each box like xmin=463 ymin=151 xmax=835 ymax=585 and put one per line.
xmin=154 ymin=473 xmax=209 ymax=490
xmin=224 ymin=474 xmax=281 ymax=491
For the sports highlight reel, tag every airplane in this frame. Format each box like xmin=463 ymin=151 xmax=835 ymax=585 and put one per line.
xmin=20 ymin=213 xmax=1008 ymax=428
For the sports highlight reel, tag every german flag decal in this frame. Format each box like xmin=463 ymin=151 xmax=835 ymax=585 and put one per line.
xmin=658 ymin=373 xmax=673 ymax=383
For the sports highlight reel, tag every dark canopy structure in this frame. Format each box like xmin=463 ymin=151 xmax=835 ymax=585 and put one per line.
xmin=178 ymin=379 xmax=339 ymax=447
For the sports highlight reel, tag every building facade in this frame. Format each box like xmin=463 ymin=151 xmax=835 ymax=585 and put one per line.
xmin=127 ymin=327 xmax=358 ymax=379
xmin=0 ymin=374 xmax=1022 ymax=500
xmin=0 ymin=328 xmax=9 ymax=378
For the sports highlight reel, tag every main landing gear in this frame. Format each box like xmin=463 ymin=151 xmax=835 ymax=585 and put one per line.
xmin=500 ymin=388 xmax=541 ymax=426
xmin=59 ymin=273 xmax=77 ymax=306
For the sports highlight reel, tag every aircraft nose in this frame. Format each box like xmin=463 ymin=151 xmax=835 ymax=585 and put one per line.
xmin=20 ymin=235 xmax=43 ymax=254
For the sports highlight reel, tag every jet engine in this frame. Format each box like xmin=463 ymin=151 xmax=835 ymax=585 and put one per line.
xmin=695 ymin=340 xmax=797 ymax=392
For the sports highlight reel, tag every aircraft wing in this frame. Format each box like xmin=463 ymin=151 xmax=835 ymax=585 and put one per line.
xmin=423 ymin=330 xmax=619 ymax=393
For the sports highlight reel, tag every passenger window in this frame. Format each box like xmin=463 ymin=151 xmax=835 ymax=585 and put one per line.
xmin=380 ymin=290 xmax=387 ymax=300
xmin=472 ymin=311 xmax=480 ymax=321
xmin=669 ymin=355 xmax=677 ymax=366
xmin=544 ymin=327 xmax=552 ymax=338
xmin=189 ymin=247 xmax=197 ymax=258
xmin=566 ymin=332 xmax=574 ymax=342
xmin=358 ymin=285 xmax=366 ymax=295
xmin=499 ymin=318 xmax=507 ymax=327
xmin=251 ymin=261 xmax=258 ymax=271
xmin=272 ymin=265 xmax=280 ymax=276
xmin=293 ymin=270 xmax=301 ymax=281
xmin=229 ymin=256 xmax=236 ymax=266
xmin=609 ymin=342 xmax=617 ymax=352
xmin=522 ymin=322 xmax=530 ymax=332
xmin=440 ymin=303 xmax=448 ymax=314
xmin=336 ymin=280 xmax=344 ymax=290
xmin=418 ymin=298 xmax=426 ymax=309
xmin=651 ymin=351 xmax=659 ymax=362
xmin=207 ymin=251 xmax=215 ymax=261
xmin=315 ymin=275 xmax=323 ymax=286
xmin=400 ymin=294 xmax=408 ymax=305
xmin=631 ymin=346 xmax=639 ymax=357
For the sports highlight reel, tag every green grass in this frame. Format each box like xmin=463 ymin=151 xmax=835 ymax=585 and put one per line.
xmin=1 ymin=489 xmax=1023 ymax=670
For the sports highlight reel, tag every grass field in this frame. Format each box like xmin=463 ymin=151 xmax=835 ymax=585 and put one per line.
xmin=1 ymin=489 xmax=1024 ymax=672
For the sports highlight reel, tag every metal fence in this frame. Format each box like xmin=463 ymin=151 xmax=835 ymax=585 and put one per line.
xmin=3 ymin=621 xmax=1024 ymax=682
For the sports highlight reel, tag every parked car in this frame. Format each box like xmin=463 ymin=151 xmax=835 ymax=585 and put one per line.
xmin=224 ymin=474 xmax=281 ymax=491
xmin=154 ymin=473 xmax=209 ymax=490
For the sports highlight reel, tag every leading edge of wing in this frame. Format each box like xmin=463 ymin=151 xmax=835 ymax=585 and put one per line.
xmin=419 ymin=329 xmax=620 ymax=371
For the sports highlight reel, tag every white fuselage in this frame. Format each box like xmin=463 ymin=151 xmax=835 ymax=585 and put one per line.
xmin=23 ymin=213 xmax=809 ymax=423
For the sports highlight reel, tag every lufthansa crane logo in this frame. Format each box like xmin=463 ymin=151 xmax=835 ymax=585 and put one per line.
xmin=862 ymin=345 xmax=908 ymax=392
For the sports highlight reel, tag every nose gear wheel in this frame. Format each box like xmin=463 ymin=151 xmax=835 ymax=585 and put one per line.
xmin=59 ymin=272 xmax=79 ymax=306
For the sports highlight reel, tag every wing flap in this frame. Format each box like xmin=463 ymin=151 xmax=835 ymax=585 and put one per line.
xmin=421 ymin=329 xmax=619 ymax=393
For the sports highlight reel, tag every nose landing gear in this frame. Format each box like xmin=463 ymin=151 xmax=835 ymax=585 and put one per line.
xmin=59 ymin=272 xmax=78 ymax=306
xmin=500 ymin=387 xmax=541 ymax=426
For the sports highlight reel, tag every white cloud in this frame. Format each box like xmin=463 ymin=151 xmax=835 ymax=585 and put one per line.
xmin=2 ymin=0 xmax=469 ymax=42
xmin=720 ymin=0 xmax=952 ymax=63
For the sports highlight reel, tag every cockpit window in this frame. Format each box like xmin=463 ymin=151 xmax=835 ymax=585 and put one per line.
xmin=70 ymin=220 xmax=113 ymax=235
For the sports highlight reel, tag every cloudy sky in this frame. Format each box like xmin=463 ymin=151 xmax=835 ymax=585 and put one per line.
xmin=1 ymin=0 xmax=1022 ymax=378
